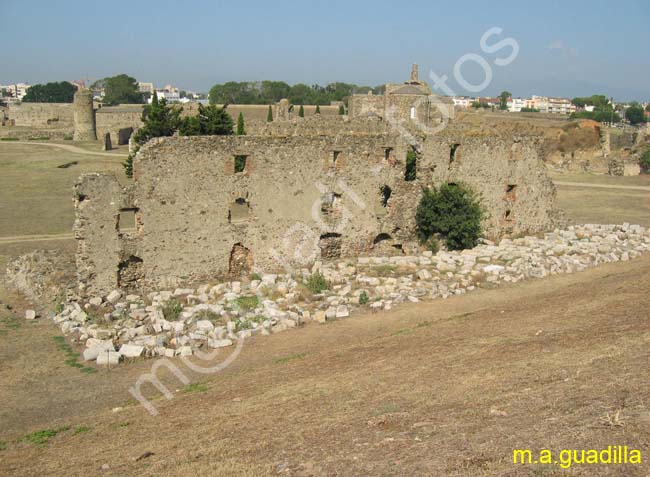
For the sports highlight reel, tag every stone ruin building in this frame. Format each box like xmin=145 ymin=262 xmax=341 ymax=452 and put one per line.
xmin=72 ymin=66 xmax=559 ymax=296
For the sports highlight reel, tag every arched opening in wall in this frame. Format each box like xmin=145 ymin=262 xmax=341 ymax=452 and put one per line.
xmin=228 ymin=198 xmax=251 ymax=223
xmin=449 ymin=143 xmax=460 ymax=164
xmin=410 ymin=106 xmax=416 ymax=119
xmin=118 ymin=255 xmax=144 ymax=292
xmin=372 ymin=233 xmax=394 ymax=254
xmin=379 ymin=185 xmax=392 ymax=207
xmin=319 ymin=233 xmax=342 ymax=259
xmin=504 ymin=209 xmax=513 ymax=221
xmin=332 ymin=150 xmax=341 ymax=166
xmin=229 ymin=243 xmax=253 ymax=276
xmin=405 ymin=147 xmax=417 ymax=181
xmin=506 ymin=184 xmax=517 ymax=201
xmin=392 ymin=243 xmax=404 ymax=254
xmin=117 ymin=127 xmax=134 ymax=145
xmin=373 ymin=233 xmax=392 ymax=245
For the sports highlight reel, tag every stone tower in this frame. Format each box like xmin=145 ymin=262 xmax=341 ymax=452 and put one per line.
xmin=73 ymin=88 xmax=96 ymax=141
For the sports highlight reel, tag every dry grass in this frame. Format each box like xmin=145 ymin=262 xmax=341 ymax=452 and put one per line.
xmin=0 ymin=142 xmax=127 ymax=237
xmin=1 ymin=256 xmax=650 ymax=475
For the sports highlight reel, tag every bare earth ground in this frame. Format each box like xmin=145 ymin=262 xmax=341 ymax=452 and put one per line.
xmin=1 ymin=142 xmax=649 ymax=475
xmin=1 ymin=256 xmax=649 ymax=476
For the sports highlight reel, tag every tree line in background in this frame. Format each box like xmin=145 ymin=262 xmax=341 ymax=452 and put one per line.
xmin=123 ymin=92 xmax=239 ymax=177
xmin=22 ymin=81 xmax=76 ymax=103
xmin=208 ymin=81 xmax=385 ymax=106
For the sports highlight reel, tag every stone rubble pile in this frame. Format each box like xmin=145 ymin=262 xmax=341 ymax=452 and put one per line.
xmin=51 ymin=224 xmax=650 ymax=365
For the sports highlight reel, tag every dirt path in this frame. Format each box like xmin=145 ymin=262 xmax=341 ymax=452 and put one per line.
xmin=1 ymin=255 xmax=649 ymax=476
xmin=4 ymin=141 xmax=127 ymax=157
xmin=555 ymin=180 xmax=650 ymax=191
xmin=0 ymin=233 xmax=74 ymax=244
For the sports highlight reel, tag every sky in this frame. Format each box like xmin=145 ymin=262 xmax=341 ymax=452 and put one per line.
xmin=3 ymin=0 xmax=650 ymax=101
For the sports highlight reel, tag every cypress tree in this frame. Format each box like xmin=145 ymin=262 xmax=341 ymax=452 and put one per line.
xmin=236 ymin=112 xmax=246 ymax=135
xmin=315 ymin=104 xmax=321 ymax=114
xmin=298 ymin=105 xmax=304 ymax=117
xmin=338 ymin=104 xmax=345 ymax=115
xmin=267 ymin=105 xmax=273 ymax=122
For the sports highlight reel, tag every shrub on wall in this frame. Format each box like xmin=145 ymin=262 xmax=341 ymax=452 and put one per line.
xmin=640 ymin=150 xmax=650 ymax=174
xmin=415 ymin=183 xmax=483 ymax=250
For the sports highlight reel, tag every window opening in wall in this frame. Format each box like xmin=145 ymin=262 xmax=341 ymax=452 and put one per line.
xmin=332 ymin=150 xmax=341 ymax=164
xmin=506 ymin=184 xmax=517 ymax=200
xmin=234 ymin=155 xmax=247 ymax=173
xmin=118 ymin=208 xmax=138 ymax=232
xmin=405 ymin=148 xmax=417 ymax=181
xmin=379 ymin=185 xmax=392 ymax=207
xmin=450 ymin=143 xmax=460 ymax=163
xmin=228 ymin=197 xmax=250 ymax=223
xmin=410 ymin=106 xmax=416 ymax=119
xmin=383 ymin=147 xmax=393 ymax=161
xmin=505 ymin=209 xmax=513 ymax=220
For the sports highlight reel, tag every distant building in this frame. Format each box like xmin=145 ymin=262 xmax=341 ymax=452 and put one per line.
xmin=149 ymin=86 xmax=180 ymax=103
xmin=0 ymin=83 xmax=31 ymax=101
xmin=452 ymin=96 xmax=473 ymax=108
xmin=138 ymin=82 xmax=155 ymax=94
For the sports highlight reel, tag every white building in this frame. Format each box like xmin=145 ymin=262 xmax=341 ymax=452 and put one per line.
xmin=0 ymin=83 xmax=31 ymax=101
xmin=452 ymin=96 xmax=473 ymax=108
xmin=507 ymin=98 xmax=527 ymax=112
xmin=149 ymin=89 xmax=180 ymax=103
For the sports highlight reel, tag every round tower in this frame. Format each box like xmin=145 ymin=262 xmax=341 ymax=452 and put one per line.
xmin=73 ymin=88 xmax=96 ymax=141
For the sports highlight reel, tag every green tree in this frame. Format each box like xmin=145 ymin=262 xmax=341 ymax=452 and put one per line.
xmin=267 ymin=105 xmax=273 ymax=122
xmin=123 ymin=92 xmax=181 ymax=177
xmin=415 ymin=183 xmax=483 ymax=250
xmin=298 ymin=105 xmax=305 ymax=117
xmin=288 ymin=84 xmax=312 ymax=105
xmin=260 ymin=81 xmax=290 ymax=103
xmin=315 ymin=104 xmax=321 ymax=114
xmin=133 ymin=92 xmax=181 ymax=144
xmin=338 ymin=104 xmax=345 ymax=115
xmin=103 ymin=74 xmax=144 ymax=105
xmin=626 ymin=105 xmax=645 ymax=125
xmin=236 ymin=112 xmax=246 ymax=135
xmin=498 ymin=91 xmax=511 ymax=110
xmin=178 ymin=103 xmax=234 ymax=136
xmin=22 ymin=82 xmax=76 ymax=103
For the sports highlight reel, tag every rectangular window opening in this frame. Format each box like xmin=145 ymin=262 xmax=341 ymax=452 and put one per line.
xmin=118 ymin=208 xmax=138 ymax=232
xmin=450 ymin=143 xmax=460 ymax=164
xmin=234 ymin=155 xmax=248 ymax=173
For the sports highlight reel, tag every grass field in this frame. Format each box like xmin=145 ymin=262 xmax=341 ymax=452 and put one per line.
xmin=0 ymin=142 xmax=649 ymax=475
xmin=0 ymin=142 xmax=127 ymax=237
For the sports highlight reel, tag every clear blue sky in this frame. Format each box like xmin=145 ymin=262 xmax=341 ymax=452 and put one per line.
xmin=3 ymin=0 xmax=649 ymax=101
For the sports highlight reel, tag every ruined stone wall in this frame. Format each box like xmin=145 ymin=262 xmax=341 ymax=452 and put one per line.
xmin=425 ymin=135 xmax=557 ymax=237
xmin=95 ymin=105 xmax=143 ymax=145
xmin=6 ymin=102 xmax=74 ymax=127
xmin=75 ymin=127 xmax=557 ymax=295
xmin=73 ymin=174 xmax=138 ymax=296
